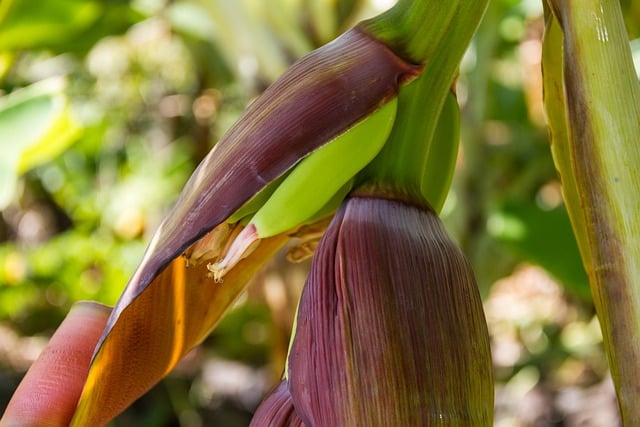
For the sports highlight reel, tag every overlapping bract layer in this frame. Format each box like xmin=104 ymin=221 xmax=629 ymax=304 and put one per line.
xmin=250 ymin=380 xmax=304 ymax=427
xmin=252 ymin=189 xmax=493 ymax=426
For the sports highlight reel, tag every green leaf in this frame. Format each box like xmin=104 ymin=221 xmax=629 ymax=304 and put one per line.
xmin=0 ymin=0 xmax=100 ymax=50
xmin=0 ymin=0 xmax=141 ymax=52
xmin=0 ymin=79 xmax=81 ymax=208
xmin=489 ymin=202 xmax=590 ymax=300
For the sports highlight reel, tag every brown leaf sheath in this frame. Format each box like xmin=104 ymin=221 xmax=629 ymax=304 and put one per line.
xmin=287 ymin=191 xmax=493 ymax=426
xmin=72 ymin=235 xmax=288 ymax=425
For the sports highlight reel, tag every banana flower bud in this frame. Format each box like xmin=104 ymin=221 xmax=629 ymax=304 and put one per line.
xmin=252 ymin=187 xmax=494 ymax=426
xmin=70 ymin=25 xmax=419 ymax=426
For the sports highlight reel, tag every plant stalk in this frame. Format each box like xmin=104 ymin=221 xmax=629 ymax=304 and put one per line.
xmin=543 ymin=1 xmax=640 ymax=423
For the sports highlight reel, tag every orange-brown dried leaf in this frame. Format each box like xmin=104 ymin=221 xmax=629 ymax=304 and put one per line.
xmin=71 ymin=235 xmax=287 ymax=426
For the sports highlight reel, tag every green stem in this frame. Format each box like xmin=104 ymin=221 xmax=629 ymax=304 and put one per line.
xmin=358 ymin=71 xmax=456 ymax=208
xmin=362 ymin=0 xmax=459 ymax=64
xmin=543 ymin=1 xmax=640 ymax=423
xmin=358 ymin=0 xmax=490 ymax=210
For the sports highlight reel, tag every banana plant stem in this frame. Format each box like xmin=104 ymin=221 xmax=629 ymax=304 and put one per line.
xmin=362 ymin=0 xmax=459 ymax=64
xmin=544 ymin=1 xmax=640 ymax=423
xmin=359 ymin=0 xmax=490 ymax=209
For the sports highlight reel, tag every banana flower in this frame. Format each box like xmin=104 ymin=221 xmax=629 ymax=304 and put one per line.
xmin=69 ymin=23 xmax=419 ymax=426
xmin=252 ymin=187 xmax=493 ymax=426
xmin=0 ymin=1 xmax=490 ymax=424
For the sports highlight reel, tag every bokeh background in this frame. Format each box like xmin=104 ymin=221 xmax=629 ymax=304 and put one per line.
xmin=1 ymin=0 xmax=639 ymax=425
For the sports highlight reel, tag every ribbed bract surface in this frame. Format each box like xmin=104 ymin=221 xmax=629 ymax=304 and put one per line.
xmin=250 ymin=380 xmax=305 ymax=427
xmin=287 ymin=192 xmax=493 ymax=426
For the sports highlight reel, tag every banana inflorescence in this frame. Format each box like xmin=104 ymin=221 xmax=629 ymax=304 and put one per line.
xmin=183 ymin=83 xmax=459 ymax=281
xmin=204 ymin=97 xmax=398 ymax=280
xmin=59 ymin=1 xmax=497 ymax=424
xmin=249 ymin=188 xmax=494 ymax=426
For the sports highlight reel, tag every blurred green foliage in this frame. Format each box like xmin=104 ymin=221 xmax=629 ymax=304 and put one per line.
xmin=0 ymin=0 xmax=638 ymax=425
